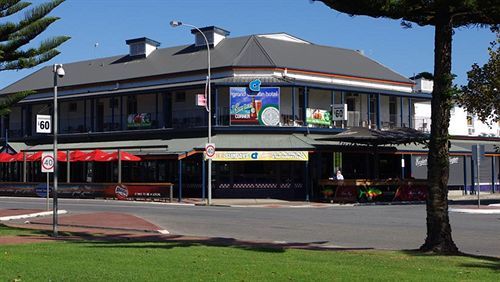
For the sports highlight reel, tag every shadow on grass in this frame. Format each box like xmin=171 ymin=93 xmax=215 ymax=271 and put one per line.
xmin=4 ymin=225 xmax=374 ymax=254
xmin=402 ymin=249 xmax=500 ymax=272
xmin=68 ymin=232 xmax=375 ymax=254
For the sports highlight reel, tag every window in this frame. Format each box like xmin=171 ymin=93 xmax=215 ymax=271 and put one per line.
xmin=69 ymin=102 xmax=77 ymax=112
xmin=389 ymin=97 xmax=397 ymax=123
xmin=109 ymin=98 xmax=118 ymax=108
xmin=466 ymin=112 xmax=473 ymax=127
xmin=346 ymin=98 xmax=355 ymax=111
xmin=175 ymin=92 xmax=186 ymax=103
xmin=127 ymin=96 xmax=137 ymax=115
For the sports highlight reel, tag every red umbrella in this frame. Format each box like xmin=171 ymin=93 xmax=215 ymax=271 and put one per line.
xmin=25 ymin=151 xmax=67 ymax=162
xmin=56 ymin=151 xmax=68 ymax=162
xmin=12 ymin=152 xmax=27 ymax=161
xmin=69 ymin=150 xmax=86 ymax=162
xmin=106 ymin=151 xmax=141 ymax=162
xmin=76 ymin=150 xmax=110 ymax=162
xmin=0 ymin=152 xmax=15 ymax=162
xmin=27 ymin=151 xmax=43 ymax=161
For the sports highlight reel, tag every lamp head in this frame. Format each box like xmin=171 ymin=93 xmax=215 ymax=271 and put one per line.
xmin=54 ymin=64 xmax=65 ymax=78
xmin=170 ymin=20 xmax=182 ymax=27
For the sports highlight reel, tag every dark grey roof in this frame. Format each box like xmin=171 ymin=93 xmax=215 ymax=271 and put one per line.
xmin=126 ymin=37 xmax=161 ymax=47
xmin=0 ymin=34 xmax=413 ymax=96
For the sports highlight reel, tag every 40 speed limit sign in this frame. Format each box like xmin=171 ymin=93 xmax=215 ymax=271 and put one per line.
xmin=205 ymin=143 xmax=216 ymax=159
xmin=36 ymin=115 xmax=52 ymax=134
xmin=41 ymin=152 xmax=54 ymax=173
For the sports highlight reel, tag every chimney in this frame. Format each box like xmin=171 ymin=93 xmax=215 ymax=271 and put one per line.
xmin=125 ymin=37 xmax=161 ymax=57
xmin=191 ymin=26 xmax=230 ymax=47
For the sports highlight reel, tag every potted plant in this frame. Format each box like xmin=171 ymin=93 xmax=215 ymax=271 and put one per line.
xmin=321 ymin=188 xmax=334 ymax=202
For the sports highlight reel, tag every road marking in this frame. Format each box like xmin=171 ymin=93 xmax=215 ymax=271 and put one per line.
xmin=450 ymin=208 xmax=500 ymax=214
xmin=157 ymin=229 xmax=170 ymax=234
xmin=0 ymin=210 xmax=68 ymax=221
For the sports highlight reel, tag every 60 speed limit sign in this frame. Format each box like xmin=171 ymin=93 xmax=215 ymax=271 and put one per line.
xmin=36 ymin=115 xmax=52 ymax=134
xmin=205 ymin=143 xmax=216 ymax=159
xmin=41 ymin=152 xmax=54 ymax=173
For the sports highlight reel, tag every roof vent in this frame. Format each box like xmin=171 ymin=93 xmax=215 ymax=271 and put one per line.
xmin=191 ymin=26 xmax=230 ymax=47
xmin=125 ymin=37 xmax=160 ymax=57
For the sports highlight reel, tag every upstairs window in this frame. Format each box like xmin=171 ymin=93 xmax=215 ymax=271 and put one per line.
xmin=69 ymin=102 xmax=77 ymax=112
xmin=127 ymin=96 xmax=137 ymax=115
xmin=175 ymin=92 xmax=186 ymax=103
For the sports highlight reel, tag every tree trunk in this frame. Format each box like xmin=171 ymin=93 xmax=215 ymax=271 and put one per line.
xmin=420 ymin=16 xmax=459 ymax=254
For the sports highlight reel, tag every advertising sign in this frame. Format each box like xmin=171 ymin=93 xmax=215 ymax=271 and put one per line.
xmin=230 ymin=87 xmax=280 ymax=126
xmin=196 ymin=94 xmax=206 ymax=107
xmin=306 ymin=108 xmax=331 ymax=126
xmin=212 ymin=151 xmax=308 ymax=161
xmin=127 ymin=113 xmax=152 ymax=128
xmin=331 ymin=104 xmax=348 ymax=121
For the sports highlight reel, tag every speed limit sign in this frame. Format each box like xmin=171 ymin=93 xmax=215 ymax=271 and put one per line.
xmin=205 ymin=143 xmax=216 ymax=159
xmin=36 ymin=115 xmax=52 ymax=134
xmin=332 ymin=104 xmax=348 ymax=121
xmin=41 ymin=152 xmax=54 ymax=173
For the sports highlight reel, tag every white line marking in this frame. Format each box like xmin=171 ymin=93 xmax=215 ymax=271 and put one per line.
xmin=0 ymin=210 xmax=68 ymax=221
xmin=450 ymin=208 xmax=500 ymax=214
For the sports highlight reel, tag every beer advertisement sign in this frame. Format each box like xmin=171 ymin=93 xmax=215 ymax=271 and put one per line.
xmin=229 ymin=87 xmax=280 ymax=126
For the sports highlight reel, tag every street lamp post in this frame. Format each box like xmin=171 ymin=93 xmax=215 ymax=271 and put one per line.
xmin=170 ymin=21 xmax=212 ymax=205
xmin=53 ymin=64 xmax=65 ymax=236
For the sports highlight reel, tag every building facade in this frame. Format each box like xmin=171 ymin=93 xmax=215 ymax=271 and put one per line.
xmin=0 ymin=27 xmax=498 ymax=200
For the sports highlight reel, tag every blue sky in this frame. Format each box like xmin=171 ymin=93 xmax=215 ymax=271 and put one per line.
xmin=0 ymin=0 xmax=496 ymax=89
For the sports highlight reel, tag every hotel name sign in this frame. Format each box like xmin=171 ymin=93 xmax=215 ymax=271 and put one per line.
xmin=210 ymin=151 xmax=309 ymax=161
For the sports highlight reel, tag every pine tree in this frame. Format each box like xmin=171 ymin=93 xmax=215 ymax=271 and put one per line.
xmin=314 ymin=0 xmax=500 ymax=254
xmin=0 ymin=0 xmax=69 ymax=115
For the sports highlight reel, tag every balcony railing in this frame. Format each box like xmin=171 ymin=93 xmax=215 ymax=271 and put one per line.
xmin=413 ymin=116 xmax=431 ymax=132
xmin=172 ymin=109 xmax=207 ymax=128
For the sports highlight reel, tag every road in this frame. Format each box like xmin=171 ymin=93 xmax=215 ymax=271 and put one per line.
xmin=1 ymin=197 xmax=499 ymax=257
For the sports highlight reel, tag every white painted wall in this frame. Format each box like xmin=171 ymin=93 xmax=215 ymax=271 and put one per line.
xmin=413 ymin=101 xmax=500 ymax=137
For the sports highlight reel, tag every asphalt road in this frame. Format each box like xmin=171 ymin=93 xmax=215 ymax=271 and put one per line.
xmin=1 ymin=197 xmax=499 ymax=257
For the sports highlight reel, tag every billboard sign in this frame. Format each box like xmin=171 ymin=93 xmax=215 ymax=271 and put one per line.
xmin=306 ymin=108 xmax=331 ymax=126
xmin=211 ymin=151 xmax=308 ymax=161
xmin=127 ymin=113 xmax=152 ymax=128
xmin=230 ymin=87 xmax=280 ymax=126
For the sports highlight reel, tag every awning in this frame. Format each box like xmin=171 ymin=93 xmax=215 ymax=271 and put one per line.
xmin=192 ymin=134 xmax=314 ymax=151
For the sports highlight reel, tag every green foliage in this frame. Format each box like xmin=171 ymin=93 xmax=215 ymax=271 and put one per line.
xmin=315 ymin=1 xmax=500 ymax=27
xmin=0 ymin=90 xmax=32 ymax=115
xmin=0 ymin=0 xmax=70 ymax=71
xmin=457 ymin=32 xmax=500 ymax=124
xmin=0 ymin=0 xmax=69 ymax=116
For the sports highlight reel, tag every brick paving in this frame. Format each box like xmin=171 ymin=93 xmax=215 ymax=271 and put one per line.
xmin=28 ymin=212 xmax=164 ymax=232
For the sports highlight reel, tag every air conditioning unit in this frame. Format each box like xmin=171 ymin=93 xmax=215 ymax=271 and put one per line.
xmin=468 ymin=128 xmax=475 ymax=135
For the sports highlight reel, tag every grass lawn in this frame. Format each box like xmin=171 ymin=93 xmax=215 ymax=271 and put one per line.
xmin=0 ymin=226 xmax=498 ymax=281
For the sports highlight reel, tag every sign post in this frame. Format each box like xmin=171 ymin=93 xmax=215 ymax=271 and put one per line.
xmin=41 ymin=152 xmax=54 ymax=211
xmin=472 ymin=144 xmax=485 ymax=207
